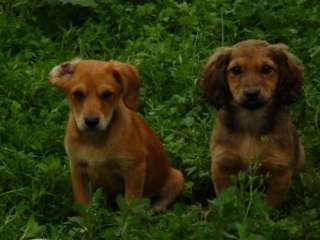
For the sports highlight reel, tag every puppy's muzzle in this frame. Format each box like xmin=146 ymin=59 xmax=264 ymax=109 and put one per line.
xmin=244 ymin=89 xmax=260 ymax=101
xmin=85 ymin=116 xmax=100 ymax=129
xmin=241 ymin=88 xmax=267 ymax=110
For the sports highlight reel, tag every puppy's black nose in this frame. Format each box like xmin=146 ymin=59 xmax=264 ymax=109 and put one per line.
xmin=244 ymin=89 xmax=260 ymax=101
xmin=85 ymin=117 xmax=99 ymax=128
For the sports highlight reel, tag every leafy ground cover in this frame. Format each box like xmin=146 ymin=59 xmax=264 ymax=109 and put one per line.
xmin=1 ymin=0 xmax=320 ymax=239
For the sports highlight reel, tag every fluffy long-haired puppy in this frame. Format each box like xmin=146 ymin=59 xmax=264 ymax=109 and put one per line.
xmin=198 ymin=39 xmax=304 ymax=208
xmin=49 ymin=59 xmax=184 ymax=211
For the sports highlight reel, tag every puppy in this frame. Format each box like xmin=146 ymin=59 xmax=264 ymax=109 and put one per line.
xmin=198 ymin=40 xmax=304 ymax=208
xmin=49 ymin=59 xmax=184 ymax=211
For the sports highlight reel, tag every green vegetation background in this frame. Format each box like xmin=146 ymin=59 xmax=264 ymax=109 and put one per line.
xmin=1 ymin=0 xmax=320 ymax=239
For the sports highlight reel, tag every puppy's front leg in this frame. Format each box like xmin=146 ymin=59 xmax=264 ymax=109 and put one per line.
xmin=124 ymin=160 xmax=146 ymax=199
xmin=212 ymin=155 xmax=242 ymax=194
xmin=69 ymin=159 xmax=90 ymax=206
xmin=265 ymin=169 xmax=292 ymax=208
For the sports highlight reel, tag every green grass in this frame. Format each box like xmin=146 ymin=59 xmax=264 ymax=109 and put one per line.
xmin=1 ymin=0 xmax=320 ymax=239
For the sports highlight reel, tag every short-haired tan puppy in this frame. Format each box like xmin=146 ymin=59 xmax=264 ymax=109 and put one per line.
xmin=198 ymin=40 xmax=304 ymax=208
xmin=49 ymin=59 xmax=183 ymax=211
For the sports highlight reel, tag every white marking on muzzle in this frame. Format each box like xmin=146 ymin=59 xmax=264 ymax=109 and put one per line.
xmin=73 ymin=110 xmax=114 ymax=131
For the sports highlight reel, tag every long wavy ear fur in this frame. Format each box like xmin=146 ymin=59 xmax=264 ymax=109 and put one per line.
xmin=269 ymin=44 xmax=303 ymax=105
xmin=197 ymin=48 xmax=231 ymax=109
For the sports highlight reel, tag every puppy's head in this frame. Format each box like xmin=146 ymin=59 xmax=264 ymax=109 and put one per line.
xmin=198 ymin=39 xmax=303 ymax=110
xmin=49 ymin=59 xmax=139 ymax=132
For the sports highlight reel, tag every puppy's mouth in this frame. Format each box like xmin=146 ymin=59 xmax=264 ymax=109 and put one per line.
xmin=83 ymin=126 xmax=103 ymax=132
xmin=240 ymin=97 xmax=269 ymax=110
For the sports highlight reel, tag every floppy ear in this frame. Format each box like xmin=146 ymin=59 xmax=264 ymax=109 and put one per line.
xmin=270 ymin=44 xmax=303 ymax=105
xmin=48 ymin=59 xmax=81 ymax=89
xmin=197 ymin=48 xmax=231 ymax=109
xmin=110 ymin=60 xmax=140 ymax=110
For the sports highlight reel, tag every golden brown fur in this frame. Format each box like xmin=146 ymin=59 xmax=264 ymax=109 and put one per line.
xmin=49 ymin=59 xmax=183 ymax=211
xmin=198 ymin=39 xmax=304 ymax=208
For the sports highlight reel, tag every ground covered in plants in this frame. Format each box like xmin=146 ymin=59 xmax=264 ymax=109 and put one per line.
xmin=1 ymin=0 xmax=320 ymax=239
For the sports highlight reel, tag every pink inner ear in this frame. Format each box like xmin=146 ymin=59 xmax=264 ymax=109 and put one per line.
xmin=59 ymin=63 xmax=73 ymax=76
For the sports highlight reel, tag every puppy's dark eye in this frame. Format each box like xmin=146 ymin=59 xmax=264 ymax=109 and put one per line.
xmin=101 ymin=91 xmax=113 ymax=101
xmin=230 ymin=66 xmax=242 ymax=76
xmin=73 ymin=90 xmax=85 ymax=101
xmin=261 ymin=65 xmax=273 ymax=75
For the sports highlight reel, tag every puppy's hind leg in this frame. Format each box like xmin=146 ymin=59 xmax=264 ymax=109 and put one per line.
xmin=151 ymin=168 xmax=184 ymax=212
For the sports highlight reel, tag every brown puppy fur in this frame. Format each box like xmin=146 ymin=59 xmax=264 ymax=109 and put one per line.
xmin=198 ymin=40 xmax=304 ymax=208
xmin=49 ymin=59 xmax=184 ymax=211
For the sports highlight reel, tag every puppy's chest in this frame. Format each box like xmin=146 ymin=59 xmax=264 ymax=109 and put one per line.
xmin=236 ymin=134 xmax=270 ymax=163
xmin=67 ymin=143 xmax=129 ymax=178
